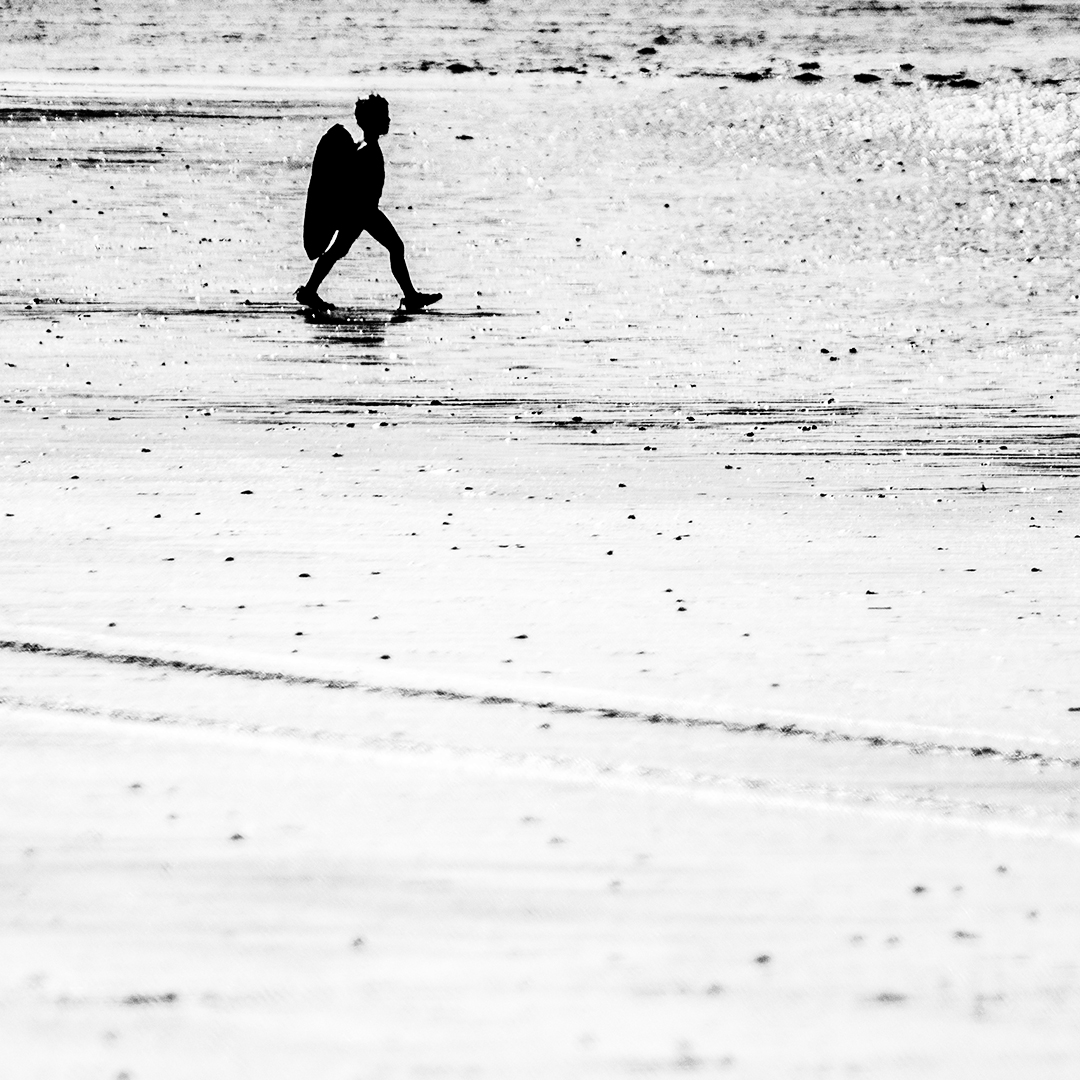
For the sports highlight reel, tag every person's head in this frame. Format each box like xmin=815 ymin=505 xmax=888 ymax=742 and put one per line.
xmin=355 ymin=93 xmax=390 ymax=137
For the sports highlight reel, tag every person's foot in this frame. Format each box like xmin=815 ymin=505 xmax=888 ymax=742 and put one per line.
xmin=295 ymin=285 xmax=334 ymax=311
xmin=401 ymin=291 xmax=442 ymax=313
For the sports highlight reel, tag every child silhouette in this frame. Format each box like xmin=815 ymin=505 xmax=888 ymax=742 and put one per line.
xmin=296 ymin=94 xmax=441 ymax=314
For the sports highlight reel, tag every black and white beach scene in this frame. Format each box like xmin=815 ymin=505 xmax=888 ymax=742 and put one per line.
xmin=3 ymin=1 xmax=1080 ymax=1076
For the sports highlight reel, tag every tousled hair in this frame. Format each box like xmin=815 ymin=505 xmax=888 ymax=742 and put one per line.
xmin=355 ymin=93 xmax=389 ymax=127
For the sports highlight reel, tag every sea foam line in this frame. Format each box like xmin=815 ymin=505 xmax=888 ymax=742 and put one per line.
xmin=2 ymin=637 xmax=1078 ymax=769
xmin=2 ymin=688 xmax=1077 ymax=845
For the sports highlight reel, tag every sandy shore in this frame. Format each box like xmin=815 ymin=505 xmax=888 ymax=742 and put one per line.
xmin=4 ymin=680 xmax=1079 ymax=1079
xmin=3 ymin=20 xmax=1080 ymax=1076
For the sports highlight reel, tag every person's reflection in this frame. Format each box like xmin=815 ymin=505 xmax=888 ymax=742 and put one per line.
xmin=303 ymin=308 xmax=389 ymax=364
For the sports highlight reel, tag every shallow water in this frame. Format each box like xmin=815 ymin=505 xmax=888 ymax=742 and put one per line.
xmin=3 ymin=73 xmax=1080 ymax=469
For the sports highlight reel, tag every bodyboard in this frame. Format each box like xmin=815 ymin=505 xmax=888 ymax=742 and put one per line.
xmin=303 ymin=124 xmax=355 ymax=260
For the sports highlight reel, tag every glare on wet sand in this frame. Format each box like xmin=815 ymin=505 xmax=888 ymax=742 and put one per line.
xmin=3 ymin=3 xmax=1080 ymax=1077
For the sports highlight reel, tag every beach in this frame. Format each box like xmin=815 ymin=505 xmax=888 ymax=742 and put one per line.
xmin=2 ymin=2 xmax=1080 ymax=1075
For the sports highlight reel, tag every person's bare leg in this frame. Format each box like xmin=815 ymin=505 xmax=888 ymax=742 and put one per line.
xmin=297 ymin=228 xmax=360 ymax=309
xmin=364 ymin=209 xmax=440 ymax=310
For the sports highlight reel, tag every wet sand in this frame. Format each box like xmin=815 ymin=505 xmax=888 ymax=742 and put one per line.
xmin=4 ymin=7 xmax=1080 ymax=1076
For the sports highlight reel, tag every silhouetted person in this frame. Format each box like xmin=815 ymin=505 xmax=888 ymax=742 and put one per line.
xmin=296 ymin=94 xmax=441 ymax=313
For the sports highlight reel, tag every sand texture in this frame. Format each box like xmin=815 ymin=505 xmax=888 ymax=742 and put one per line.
xmin=3 ymin=2 xmax=1080 ymax=1076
